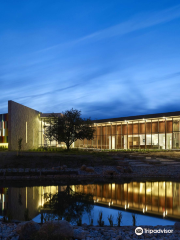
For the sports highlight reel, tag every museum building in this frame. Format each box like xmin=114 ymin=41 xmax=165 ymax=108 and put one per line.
xmin=1 ymin=100 xmax=180 ymax=150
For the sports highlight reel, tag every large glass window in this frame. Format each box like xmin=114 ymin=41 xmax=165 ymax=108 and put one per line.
xmin=173 ymin=133 xmax=180 ymax=149
xmin=159 ymin=134 xmax=165 ymax=149
xmin=124 ymin=135 xmax=127 ymax=149
xmin=146 ymin=134 xmax=151 ymax=149
xmin=139 ymin=134 xmax=145 ymax=149
xmin=128 ymin=135 xmax=133 ymax=149
xmin=133 ymin=135 xmax=139 ymax=149
xmin=152 ymin=134 xmax=158 ymax=149
xmin=166 ymin=133 xmax=172 ymax=149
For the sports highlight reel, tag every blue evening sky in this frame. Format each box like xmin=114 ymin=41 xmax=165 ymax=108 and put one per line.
xmin=1 ymin=0 xmax=180 ymax=119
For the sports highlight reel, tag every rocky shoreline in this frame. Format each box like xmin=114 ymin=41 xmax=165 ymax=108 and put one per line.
xmin=0 ymin=220 xmax=180 ymax=240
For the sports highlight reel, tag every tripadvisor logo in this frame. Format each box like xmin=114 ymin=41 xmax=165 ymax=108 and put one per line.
xmin=135 ymin=227 xmax=143 ymax=235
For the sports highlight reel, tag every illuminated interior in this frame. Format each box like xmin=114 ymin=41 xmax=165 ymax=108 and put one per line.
xmin=75 ymin=116 xmax=180 ymax=150
xmin=0 ymin=114 xmax=8 ymax=146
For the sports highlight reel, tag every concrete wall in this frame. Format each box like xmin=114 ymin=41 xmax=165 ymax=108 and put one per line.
xmin=8 ymin=101 xmax=40 ymax=150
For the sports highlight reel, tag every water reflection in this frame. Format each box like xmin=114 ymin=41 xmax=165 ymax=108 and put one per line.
xmin=0 ymin=181 xmax=180 ymax=221
xmin=43 ymin=186 xmax=94 ymax=223
xmin=72 ymin=182 xmax=180 ymax=219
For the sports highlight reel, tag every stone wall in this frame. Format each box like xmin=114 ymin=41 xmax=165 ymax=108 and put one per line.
xmin=8 ymin=101 xmax=40 ymax=150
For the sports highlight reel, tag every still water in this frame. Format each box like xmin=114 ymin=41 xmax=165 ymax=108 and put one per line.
xmin=0 ymin=181 xmax=179 ymax=225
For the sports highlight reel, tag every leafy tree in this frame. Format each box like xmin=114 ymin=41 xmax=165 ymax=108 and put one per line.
xmin=44 ymin=109 xmax=95 ymax=150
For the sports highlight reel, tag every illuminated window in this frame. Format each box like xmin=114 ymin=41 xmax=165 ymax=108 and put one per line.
xmin=26 ymin=122 xmax=27 ymax=143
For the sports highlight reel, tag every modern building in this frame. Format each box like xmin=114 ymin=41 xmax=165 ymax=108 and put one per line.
xmin=75 ymin=112 xmax=180 ymax=150
xmin=1 ymin=100 xmax=180 ymax=150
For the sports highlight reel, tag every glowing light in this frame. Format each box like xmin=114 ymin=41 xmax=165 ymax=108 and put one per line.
xmin=109 ymin=202 xmax=110 ymax=206
xmin=143 ymin=208 xmax=145 ymax=213
xmin=125 ymin=205 xmax=126 ymax=209
xmin=146 ymin=206 xmax=147 ymax=211
xmin=128 ymin=204 xmax=129 ymax=208
xmin=112 ymin=201 xmax=113 ymax=205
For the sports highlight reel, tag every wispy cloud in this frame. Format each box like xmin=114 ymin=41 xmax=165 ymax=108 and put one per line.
xmin=14 ymin=84 xmax=79 ymax=101
xmin=78 ymin=5 xmax=180 ymax=42
xmin=38 ymin=4 xmax=180 ymax=53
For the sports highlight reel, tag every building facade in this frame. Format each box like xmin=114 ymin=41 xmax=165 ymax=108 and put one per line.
xmin=1 ymin=100 xmax=180 ymax=150
xmin=75 ymin=112 xmax=180 ymax=150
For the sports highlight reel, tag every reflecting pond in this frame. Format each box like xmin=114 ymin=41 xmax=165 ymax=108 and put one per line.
xmin=0 ymin=181 xmax=180 ymax=225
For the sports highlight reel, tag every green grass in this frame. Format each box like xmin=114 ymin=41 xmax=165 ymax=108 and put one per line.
xmin=27 ymin=147 xmax=171 ymax=155
xmin=0 ymin=146 xmax=8 ymax=151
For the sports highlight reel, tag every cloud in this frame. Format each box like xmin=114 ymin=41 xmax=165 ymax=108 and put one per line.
xmin=38 ymin=4 xmax=180 ymax=53
xmin=78 ymin=5 xmax=180 ymax=42
xmin=14 ymin=84 xmax=79 ymax=101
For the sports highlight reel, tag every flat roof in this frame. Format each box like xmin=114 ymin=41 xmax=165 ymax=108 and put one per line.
xmin=93 ymin=111 xmax=180 ymax=124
